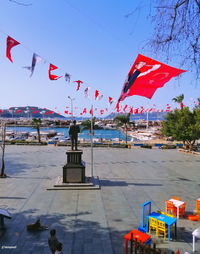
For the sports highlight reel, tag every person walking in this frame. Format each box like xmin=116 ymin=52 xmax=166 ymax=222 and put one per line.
xmin=69 ymin=120 xmax=80 ymax=150
xmin=55 ymin=242 xmax=63 ymax=254
xmin=48 ymin=229 xmax=59 ymax=254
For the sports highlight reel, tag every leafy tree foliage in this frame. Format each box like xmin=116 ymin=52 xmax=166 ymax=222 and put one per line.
xmin=114 ymin=114 xmax=130 ymax=144
xmin=195 ymin=98 xmax=200 ymax=109
xmin=162 ymin=107 xmax=200 ymax=150
xmin=172 ymin=94 xmax=184 ymax=104
xmin=172 ymin=94 xmax=184 ymax=109
xmin=32 ymin=118 xmax=42 ymax=142
xmin=80 ymin=118 xmax=96 ymax=134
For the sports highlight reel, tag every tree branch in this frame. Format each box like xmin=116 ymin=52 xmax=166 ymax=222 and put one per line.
xmin=9 ymin=0 xmax=32 ymax=6
xmin=194 ymin=0 xmax=200 ymax=12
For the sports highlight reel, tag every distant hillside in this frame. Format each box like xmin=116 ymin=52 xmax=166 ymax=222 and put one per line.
xmin=0 ymin=106 xmax=65 ymax=119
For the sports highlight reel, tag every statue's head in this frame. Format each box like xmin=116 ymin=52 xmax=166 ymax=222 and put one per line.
xmin=73 ymin=120 xmax=76 ymax=125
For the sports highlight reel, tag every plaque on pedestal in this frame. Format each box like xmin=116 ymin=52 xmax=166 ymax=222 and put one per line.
xmin=63 ymin=150 xmax=85 ymax=183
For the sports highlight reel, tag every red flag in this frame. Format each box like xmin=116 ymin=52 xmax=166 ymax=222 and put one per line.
xmin=115 ymin=102 xmax=120 ymax=112
xmin=118 ymin=54 xmax=186 ymax=101
xmin=108 ymin=97 xmax=113 ymax=105
xmin=95 ymin=90 xmax=99 ymax=100
xmin=64 ymin=111 xmax=69 ymax=114
xmin=48 ymin=64 xmax=62 ymax=80
xmin=74 ymin=80 xmax=83 ymax=91
xmin=89 ymin=108 xmax=93 ymax=115
xmin=82 ymin=108 xmax=87 ymax=114
xmin=175 ymin=250 xmax=180 ymax=254
xmin=6 ymin=36 xmax=20 ymax=62
xmin=134 ymin=108 xmax=139 ymax=114
xmin=100 ymin=110 xmax=104 ymax=115
xmin=140 ymin=108 xmax=145 ymax=114
xmin=129 ymin=107 xmax=133 ymax=114
xmin=180 ymin=102 xmax=185 ymax=109
xmin=32 ymin=110 xmax=38 ymax=114
xmin=123 ymin=105 xmax=128 ymax=112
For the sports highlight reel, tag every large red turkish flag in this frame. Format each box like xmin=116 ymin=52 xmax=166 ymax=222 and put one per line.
xmin=118 ymin=54 xmax=186 ymax=101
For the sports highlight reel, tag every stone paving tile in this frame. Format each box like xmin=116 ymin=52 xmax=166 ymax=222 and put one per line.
xmin=0 ymin=146 xmax=200 ymax=254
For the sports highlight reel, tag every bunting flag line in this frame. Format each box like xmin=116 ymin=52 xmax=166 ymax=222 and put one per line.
xmin=48 ymin=64 xmax=62 ymax=80
xmin=24 ymin=53 xmax=42 ymax=77
xmin=118 ymin=54 xmax=186 ymax=102
xmin=1 ymin=32 xmax=189 ymax=113
xmin=74 ymin=80 xmax=83 ymax=91
xmin=6 ymin=36 xmax=20 ymax=63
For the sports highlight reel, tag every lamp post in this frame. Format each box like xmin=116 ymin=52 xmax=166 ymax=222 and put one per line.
xmin=68 ymin=96 xmax=75 ymax=120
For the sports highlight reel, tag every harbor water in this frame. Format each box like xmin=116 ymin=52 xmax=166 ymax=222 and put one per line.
xmin=7 ymin=126 xmax=131 ymax=141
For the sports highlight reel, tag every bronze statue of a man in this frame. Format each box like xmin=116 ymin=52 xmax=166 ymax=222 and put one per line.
xmin=69 ymin=120 xmax=80 ymax=150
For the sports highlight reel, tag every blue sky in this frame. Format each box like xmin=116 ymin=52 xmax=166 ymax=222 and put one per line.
xmin=0 ymin=0 xmax=198 ymax=116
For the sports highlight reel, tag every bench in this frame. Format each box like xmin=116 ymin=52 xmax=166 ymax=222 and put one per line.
xmin=0 ymin=209 xmax=12 ymax=229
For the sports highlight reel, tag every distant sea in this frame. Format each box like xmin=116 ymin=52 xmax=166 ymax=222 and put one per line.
xmin=7 ymin=127 xmax=131 ymax=141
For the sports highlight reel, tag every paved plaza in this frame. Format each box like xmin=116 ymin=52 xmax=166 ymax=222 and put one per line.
xmin=0 ymin=145 xmax=200 ymax=254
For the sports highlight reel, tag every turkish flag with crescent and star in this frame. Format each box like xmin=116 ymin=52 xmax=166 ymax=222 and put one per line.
xmin=48 ymin=64 xmax=62 ymax=80
xmin=6 ymin=36 xmax=20 ymax=63
xmin=118 ymin=54 xmax=186 ymax=102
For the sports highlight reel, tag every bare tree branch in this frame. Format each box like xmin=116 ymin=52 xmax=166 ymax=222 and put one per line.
xmin=149 ymin=0 xmax=200 ymax=80
xmin=194 ymin=0 xmax=200 ymax=11
xmin=126 ymin=0 xmax=200 ymax=80
xmin=9 ymin=0 xmax=32 ymax=6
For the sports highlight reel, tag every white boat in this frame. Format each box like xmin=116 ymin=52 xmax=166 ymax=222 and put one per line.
xmin=128 ymin=128 xmax=158 ymax=141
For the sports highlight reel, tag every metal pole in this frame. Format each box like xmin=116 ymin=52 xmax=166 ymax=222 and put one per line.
xmin=71 ymin=99 xmax=73 ymax=120
xmin=90 ymin=105 xmax=94 ymax=178
xmin=68 ymin=96 xmax=75 ymax=120
xmin=146 ymin=110 xmax=149 ymax=129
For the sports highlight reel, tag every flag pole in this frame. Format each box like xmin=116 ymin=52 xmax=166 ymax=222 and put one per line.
xmin=90 ymin=105 xmax=94 ymax=178
xmin=146 ymin=110 xmax=149 ymax=129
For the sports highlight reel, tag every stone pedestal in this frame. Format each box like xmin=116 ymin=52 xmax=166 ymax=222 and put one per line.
xmin=63 ymin=150 xmax=85 ymax=183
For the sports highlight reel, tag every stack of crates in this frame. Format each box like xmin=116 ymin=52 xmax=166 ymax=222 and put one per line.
xmin=196 ymin=198 xmax=200 ymax=216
